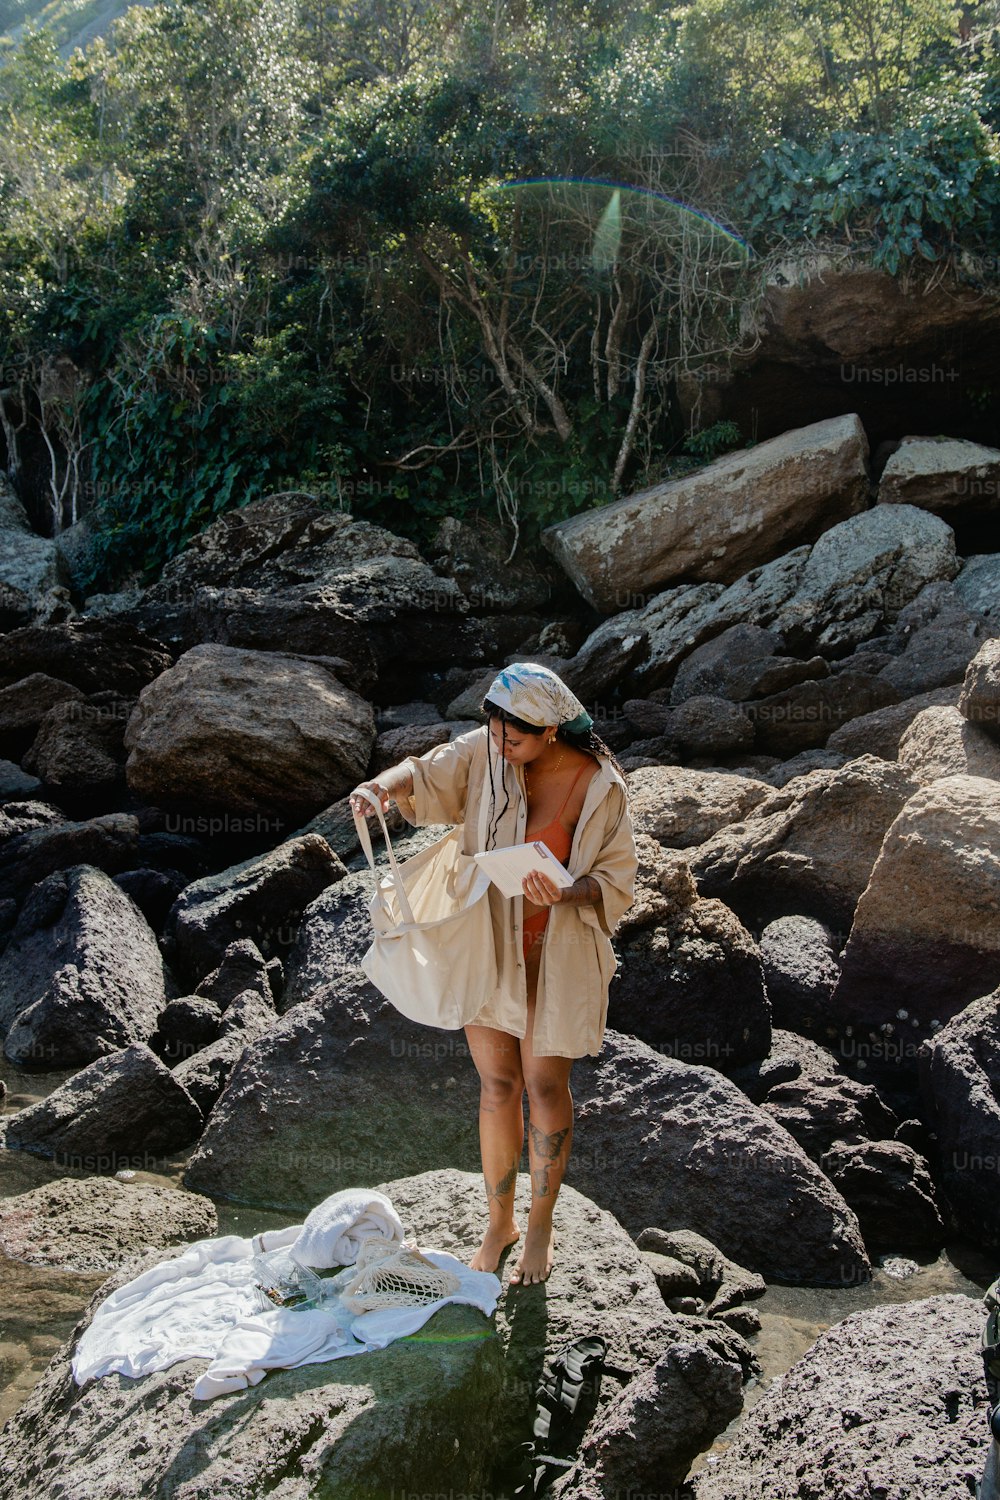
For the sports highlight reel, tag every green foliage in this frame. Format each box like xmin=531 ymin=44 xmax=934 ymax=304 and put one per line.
xmin=682 ymin=419 xmax=744 ymax=462
xmin=738 ymin=95 xmax=1000 ymax=269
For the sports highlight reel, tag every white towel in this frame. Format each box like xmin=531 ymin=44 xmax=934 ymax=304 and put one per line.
xmin=288 ymin=1188 xmax=404 ymax=1270
xmin=71 ymin=1196 xmax=499 ymax=1402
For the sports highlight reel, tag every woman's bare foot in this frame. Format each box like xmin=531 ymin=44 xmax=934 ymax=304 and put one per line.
xmin=470 ymin=1221 xmax=520 ymax=1273
xmin=508 ymin=1223 xmax=556 ymax=1285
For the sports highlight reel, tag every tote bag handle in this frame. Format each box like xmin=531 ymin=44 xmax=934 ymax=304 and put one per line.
xmin=351 ymin=787 xmax=417 ymax=927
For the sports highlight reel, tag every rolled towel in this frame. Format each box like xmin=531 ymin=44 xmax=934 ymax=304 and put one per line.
xmin=288 ymin=1188 xmax=404 ymax=1270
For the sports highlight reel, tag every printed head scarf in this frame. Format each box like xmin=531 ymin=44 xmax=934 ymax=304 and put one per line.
xmin=486 ymin=662 xmax=594 ymax=734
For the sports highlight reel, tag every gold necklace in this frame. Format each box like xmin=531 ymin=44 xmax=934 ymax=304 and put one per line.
xmin=525 ymin=747 xmax=567 ymax=798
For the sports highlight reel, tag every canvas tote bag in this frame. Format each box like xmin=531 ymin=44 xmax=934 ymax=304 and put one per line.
xmin=353 ymin=788 xmax=497 ymax=1029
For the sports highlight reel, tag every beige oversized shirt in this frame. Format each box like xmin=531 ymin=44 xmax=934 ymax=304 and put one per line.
xmin=394 ymin=726 xmax=638 ymax=1058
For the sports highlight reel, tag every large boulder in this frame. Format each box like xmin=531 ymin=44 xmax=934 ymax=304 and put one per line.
xmin=898 ymin=704 xmax=1000 ymax=785
xmin=0 ymin=1042 xmax=203 ymax=1168
xmin=171 ymin=988 xmax=279 ymax=1115
xmin=571 ymin=1031 xmax=869 ymax=1284
xmin=0 ymin=866 xmax=165 ymax=1068
xmin=692 ymin=1295 xmax=990 ymax=1500
xmin=919 ymin=987 xmax=1000 ymax=1246
xmin=669 ymin=623 xmax=828 ymax=705
xmin=831 ymin=775 xmax=1000 ymax=1053
xmin=125 ymin=644 xmax=376 ymax=820
xmin=130 ymin=493 xmax=492 ymax=687
xmin=877 ymin=435 xmax=1000 ymax=515
xmin=542 ymin=414 xmax=870 ymax=612
xmin=163 ymin=832 xmax=346 ymax=988
xmin=955 ymin=553 xmax=1000 ymax=619
xmin=689 ymin=755 xmax=917 ymax=933
xmin=609 ymin=840 xmax=771 ymax=1067
xmin=0 ymin=1176 xmax=217 ymax=1273
xmin=0 ymin=674 xmax=85 ymax=760
xmin=629 ymin=505 xmax=958 ymax=695
xmin=627 ymin=764 xmax=772 ymax=848
xmin=0 ymin=812 xmax=140 ymax=904
xmin=0 ymin=619 xmax=171 ymax=696
xmin=0 ymin=1168 xmax=730 ymax=1500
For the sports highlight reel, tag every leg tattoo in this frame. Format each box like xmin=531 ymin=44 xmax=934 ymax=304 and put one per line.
xmin=485 ymin=1159 xmax=519 ymax=1210
xmin=528 ymin=1122 xmax=570 ymax=1198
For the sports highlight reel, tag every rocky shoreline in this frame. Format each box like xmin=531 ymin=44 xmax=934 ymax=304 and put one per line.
xmin=1 ymin=414 xmax=1000 ymax=1495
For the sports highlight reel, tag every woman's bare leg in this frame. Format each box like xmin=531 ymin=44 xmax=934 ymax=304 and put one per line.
xmin=465 ymin=1021 xmax=525 ymax=1272
xmin=509 ymin=980 xmax=574 ymax=1285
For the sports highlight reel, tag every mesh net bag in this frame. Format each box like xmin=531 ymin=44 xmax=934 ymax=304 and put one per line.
xmin=337 ymin=1236 xmax=461 ymax=1314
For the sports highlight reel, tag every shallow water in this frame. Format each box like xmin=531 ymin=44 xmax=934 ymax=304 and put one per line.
xmin=1 ymin=1056 xmax=996 ymax=1465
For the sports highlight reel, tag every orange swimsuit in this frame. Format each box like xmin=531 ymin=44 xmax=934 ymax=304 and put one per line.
xmin=521 ymin=761 xmax=590 ymax=963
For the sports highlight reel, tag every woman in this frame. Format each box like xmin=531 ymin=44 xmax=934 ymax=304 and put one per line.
xmin=350 ymin=662 xmax=637 ymax=1286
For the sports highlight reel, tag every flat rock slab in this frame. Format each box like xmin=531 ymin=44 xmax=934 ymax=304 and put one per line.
xmin=542 ymin=414 xmax=869 ymax=612
xmin=693 ymin=1294 xmax=990 ymax=1500
xmin=878 ymin=435 xmax=1000 ymax=513
xmin=0 ymin=1168 xmax=699 ymax=1500
xmin=0 ymin=1176 xmax=217 ymax=1273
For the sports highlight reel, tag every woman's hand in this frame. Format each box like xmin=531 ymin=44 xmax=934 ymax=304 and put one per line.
xmin=350 ymin=780 xmax=390 ymax=818
xmin=523 ymin=870 xmax=563 ymax=906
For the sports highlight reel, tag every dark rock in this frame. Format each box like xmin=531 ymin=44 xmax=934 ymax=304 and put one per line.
xmin=689 ymin=756 xmax=916 ymax=931
xmin=195 ymin=938 xmax=275 ymax=1010
xmin=552 ymin=1332 xmax=747 ymax=1499
xmin=151 ymin=996 xmax=222 ymax=1061
xmin=570 ymin=1032 xmax=868 ymax=1283
xmin=728 ymin=1028 xmax=845 ymax=1105
xmin=112 ymin=868 xmax=188 ymax=931
xmin=0 ymin=673 xmax=85 ymax=759
xmin=714 ymin=1305 xmax=762 ymax=1338
xmin=640 ymin=1249 xmax=704 ymax=1300
xmin=764 ymin=748 xmax=848 ymax=787
xmin=171 ymin=988 xmax=277 ymax=1114
xmin=610 ymin=838 xmax=771 ymax=1068
xmin=0 ymin=1042 xmax=203 ymax=1166
xmin=661 ymin=695 xmax=755 ymax=756
xmin=635 ymin=1227 xmax=766 ymax=1314
xmin=0 ymin=812 xmax=140 ymax=904
xmin=0 ymin=579 xmax=34 ymax=631
xmin=0 ymin=799 xmax=64 ymax=840
xmin=0 ymin=1176 xmax=216 ymax=1273
xmin=919 ymin=987 xmax=1000 ymax=1246
xmin=432 ymin=513 xmax=553 ymax=612
xmin=0 ymin=760 xmax=41 ymax=799
xmin=761 ymin=1074 xmax=899 ymax=1160
xmin=826 ymin=683 xmax=956 ymax=759
xmin=24 ymin=697 xmax=129 ymax=792
xmin=0 ymin=619 xmax=171 ymax=696
xmin=745 ymin=672 xmax=899 ymax=755
xmin=371 ymin=719 xmax=479 ymax=775
xmin=821 ymin=1139 xmax=945 ymax=1252
xmin=760 ymin=915 xmax=844 ymax=1035
xmin=670 ymin=623 xmax=828 ymax=705
xmin=164 ymin=833 xmax=345 ymax=988
xmin=0 ymin=866 xmax=165 ymax=1068
xmin=692 ymin=1295 xmax=989 ymax=1500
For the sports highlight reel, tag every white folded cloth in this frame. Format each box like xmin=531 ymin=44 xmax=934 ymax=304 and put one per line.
xmin=288 ymin=1188 xmax=404 ymax=1270
xmin=70 ymin=1192 xmax=499 ymax=1402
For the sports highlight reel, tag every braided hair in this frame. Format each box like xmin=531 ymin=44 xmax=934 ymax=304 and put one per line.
xmin=480 ymin=695 xmax=629 ymax=851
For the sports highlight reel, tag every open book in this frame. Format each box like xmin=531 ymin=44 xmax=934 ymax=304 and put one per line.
xmin=473 ymin=842 xmax=574 ymax=900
